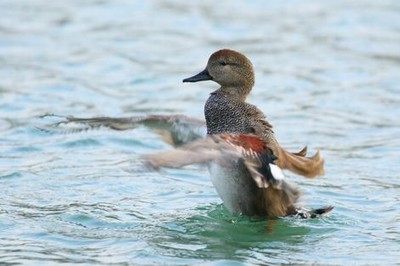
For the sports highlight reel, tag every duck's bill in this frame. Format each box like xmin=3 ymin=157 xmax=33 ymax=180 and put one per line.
xmin=183 ymin=69 xmax=212 ymax=82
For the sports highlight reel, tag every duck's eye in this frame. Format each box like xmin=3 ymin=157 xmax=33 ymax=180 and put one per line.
xmin=220 ymin=61 xmax=227 ymax=66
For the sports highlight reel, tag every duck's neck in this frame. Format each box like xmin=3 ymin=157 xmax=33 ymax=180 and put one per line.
xmin=215 ymin=85 xmax=252 ymax=102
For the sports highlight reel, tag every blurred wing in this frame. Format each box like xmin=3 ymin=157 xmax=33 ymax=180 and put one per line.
xmin=144 ymin=134 xmax=287 ymax=190
xmin=38 ymin=114 xmax=206 ymax=146
xmin=142 ymin=135 xmax=242 ymax=169
xmin=144 ymin=133 xmax=303 ymax=217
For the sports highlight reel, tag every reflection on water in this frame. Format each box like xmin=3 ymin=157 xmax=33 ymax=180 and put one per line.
xmin=1 ymin=0 xmax=399 ymax=264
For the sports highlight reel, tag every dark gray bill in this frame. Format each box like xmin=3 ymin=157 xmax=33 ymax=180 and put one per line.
xmin=183 ymin=69 xmax=212 ymax=83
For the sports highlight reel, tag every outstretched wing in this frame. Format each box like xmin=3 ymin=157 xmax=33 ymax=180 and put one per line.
xmin=143 ymin=135 xmax=240 ymax=169
xmin=38 ymin=114 xmax=206 ymax=146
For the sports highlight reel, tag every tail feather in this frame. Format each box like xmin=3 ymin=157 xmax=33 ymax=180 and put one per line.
xmin=274 ymin=146 xmax=325 ymax=178
xmin=292 ymin=146 xmax=307 ymax=157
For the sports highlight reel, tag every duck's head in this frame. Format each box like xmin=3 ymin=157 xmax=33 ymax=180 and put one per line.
xmin=183 ymin=49 xmax=255 ymax=98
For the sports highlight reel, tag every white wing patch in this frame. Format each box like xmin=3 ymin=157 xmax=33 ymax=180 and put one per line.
xmin=269 ymin=163 xmax=285 ymax=180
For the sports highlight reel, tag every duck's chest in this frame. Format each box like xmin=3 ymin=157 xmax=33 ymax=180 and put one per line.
xmin=204 ymin=94 xmax=253 ymax=135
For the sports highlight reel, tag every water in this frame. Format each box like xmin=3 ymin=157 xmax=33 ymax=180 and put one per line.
xmin=1 ymin=0 xmax=399 ymax=264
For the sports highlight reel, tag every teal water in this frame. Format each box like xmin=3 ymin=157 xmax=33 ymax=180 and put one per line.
xmin=1 ymin=0 xmax=399 ymax=264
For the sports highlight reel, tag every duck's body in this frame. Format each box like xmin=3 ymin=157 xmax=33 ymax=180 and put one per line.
xmin=203 ymin=92 xmax=291 ymax=216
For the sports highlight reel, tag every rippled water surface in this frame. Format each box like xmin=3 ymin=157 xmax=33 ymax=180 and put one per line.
xmin=1 ymin=0 xmax=400 ymax=264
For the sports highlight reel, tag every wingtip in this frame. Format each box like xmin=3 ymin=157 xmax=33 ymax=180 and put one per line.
xmin=295 ymin=205 xmax=334 ymax=219
xmin=313 ymin=205 xmax=334 ymax=215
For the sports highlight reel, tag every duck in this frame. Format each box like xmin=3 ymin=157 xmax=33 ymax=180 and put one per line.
xmin=40 ymin=49 xmax=331 ymax=217
xmin=146 ymin=49 xmax=330 ymax=218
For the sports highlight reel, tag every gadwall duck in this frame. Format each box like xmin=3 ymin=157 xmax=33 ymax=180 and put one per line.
xmin=40 ymin=49 xmax=331 ymax=217
xmin=147 ymin=49 xmax=330 ymax=217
